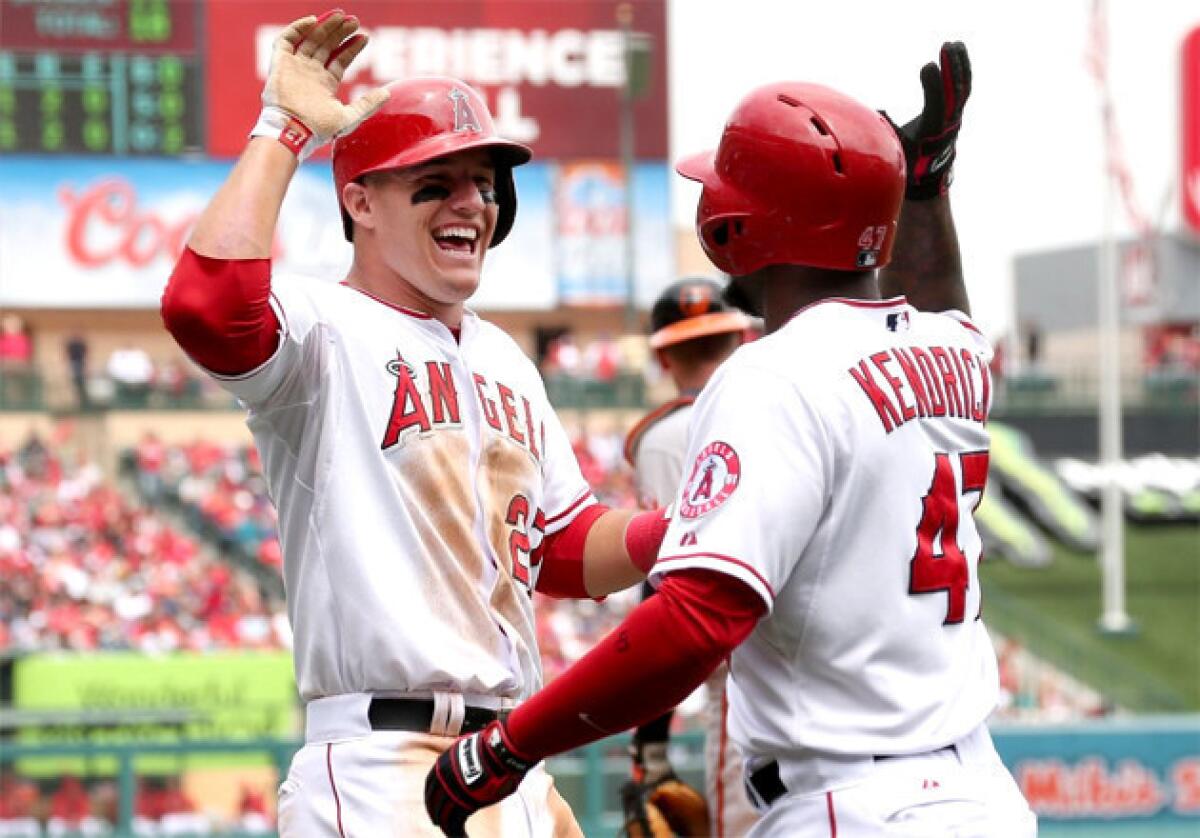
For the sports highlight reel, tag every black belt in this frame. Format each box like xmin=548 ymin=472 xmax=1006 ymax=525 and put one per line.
xmin=747 ymin=745 xmax=959 ymax=807
xmin=367 ymin=698 xmax=506 ymax=735
xmin=746 ymin=760 xmax=788 ymax=807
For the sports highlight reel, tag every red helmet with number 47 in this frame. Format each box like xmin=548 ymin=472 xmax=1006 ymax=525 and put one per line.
xmin=676 ymin=82 xmax=905 ymax=276
xmin=332 ymin=77 xmax=532 ymax=246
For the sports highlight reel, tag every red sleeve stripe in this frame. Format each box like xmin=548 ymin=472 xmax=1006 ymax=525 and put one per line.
xmin=655 ymin=552 xmax=776 ymax=601
xmin=325 ymin=743 xmax=347 ymax=838
xmin=545 ymin=490 xmax=596 ymax=527
xmin=955 ymin=317 xmax=983 ymax=336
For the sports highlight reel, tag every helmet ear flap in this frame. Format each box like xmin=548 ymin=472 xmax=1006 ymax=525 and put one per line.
xmin=489 ymin=165 xmax=518 ymax=248
xmin=697 ymin=212 xmax=751 ymax=275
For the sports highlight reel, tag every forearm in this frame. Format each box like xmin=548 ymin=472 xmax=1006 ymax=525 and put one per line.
xmin=880 ymin=195 xmax=969 ymax=315
xmin=187 ymin=138 xmax=299 ymax=258
xmin=507 ymin=571 xmax=762 ymax=760
xmin=583 ymin=508 xmax=667 ymax=596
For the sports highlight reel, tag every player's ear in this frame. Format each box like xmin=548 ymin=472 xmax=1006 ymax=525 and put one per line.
xmin=342 ymin=180 xmax=375 ymax=234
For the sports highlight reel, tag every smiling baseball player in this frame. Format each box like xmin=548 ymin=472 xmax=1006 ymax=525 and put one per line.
xmin=424 ymin=44 xmax=1037 ymax=837
xmin=161 ymin=10 xmax=668 ymax=836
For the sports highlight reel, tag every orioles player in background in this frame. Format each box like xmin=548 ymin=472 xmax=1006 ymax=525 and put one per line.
xmin=619 ymin=278 xmax=755 ymax=838
xmin=425 ymin=43 xmax=1038 ymax=837
xmin=160 ymin=10 xmax=669 ymax=836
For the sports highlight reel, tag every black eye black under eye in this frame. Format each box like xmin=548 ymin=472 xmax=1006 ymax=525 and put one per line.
xmin=478 ymin=186 xmax=497 ymax=204
xmin=411 ymin=185 xmax=451 ymax=204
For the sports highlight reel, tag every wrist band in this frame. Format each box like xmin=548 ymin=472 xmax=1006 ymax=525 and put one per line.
xmin=625 ymin=507 xmax=671 ymax=575
xmin=249 ymin=106 xmax=316 ymax=161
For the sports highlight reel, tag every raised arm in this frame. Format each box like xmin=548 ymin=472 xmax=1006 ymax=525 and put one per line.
xmin=163 ymin=10 xmax=386 ymax=375
xmin=188 ymin=10 xmax=385 ymax=257
xmin=880 ymin=41 xmax=972 ymax=315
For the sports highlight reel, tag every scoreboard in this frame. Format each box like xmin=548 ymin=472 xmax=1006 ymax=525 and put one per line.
xmin=0 ymin=0 xmax=204 ymax=155
xmin=0 ymin=0 xmax=670 ymax=160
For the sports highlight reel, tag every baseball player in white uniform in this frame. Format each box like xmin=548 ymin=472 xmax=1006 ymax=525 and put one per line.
xmin=160 ymin=11 xmax=669 ymax=836
xmin=425 ymin=45 xmax=1037 ymax=837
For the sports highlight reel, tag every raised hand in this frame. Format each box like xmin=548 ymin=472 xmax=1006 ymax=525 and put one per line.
xmin=884 ymin=41 xmax=972 ymax=200
xmin=259 ymin=9 xmax=388 ymax=159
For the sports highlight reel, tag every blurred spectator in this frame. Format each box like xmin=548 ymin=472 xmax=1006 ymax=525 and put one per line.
xmin=47 ymin=774 xmax=108 ymax=836
xmin=132 ymin=777 xmax=163 ymax=836
xmin=544 ymin=332 xmax=582 ymax=376
xmin=157 ymin=777 xmax=208 ymax=836
xmin=0 ymin=314 xmax=32 ymax=363
xmin=106 ymin=344 xmax=154 ymax=407
xmin=1146 ymin=322 xmax=1200 ymax=373
xmin=153 ymin=359 xmax=202 ymax=407
xmin=134 ymin=433 xmax=167 ymax=504
xmin=1022 ymin=318 xmax=1043 ymax=370
xmin=64 ymin=331 xmax=91 ymax=410
xmin=236 ymin=786 xmax=273 ymax=834
xmin=0 ymin=766 xmax=40 ymax=837
xmin=584 ymin=333 xmax=620 ymax=381
xmin=0 ymin=314 xmax=36 ymax=407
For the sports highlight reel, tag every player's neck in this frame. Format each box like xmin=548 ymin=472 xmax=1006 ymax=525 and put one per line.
xmin=344 ymin=253 xmax=465 ymax=329
xmin=671 ymin=362 xmax=720 ymax=395
xmin=756 ymin=266 xmax=879 ymax=333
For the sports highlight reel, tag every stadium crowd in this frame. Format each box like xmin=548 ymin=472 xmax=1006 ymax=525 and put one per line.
xmin=0 ymin=434 xmax=286 ymax=655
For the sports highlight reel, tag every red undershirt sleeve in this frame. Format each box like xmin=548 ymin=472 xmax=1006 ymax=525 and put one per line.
xmin=536 ymin=503 xmax=607 ymax=599
xmin=506 ymin=568 xmax=765 ymax=761
xmin=160 ymin=246 xmax=281 ymax=376
xmin=537 ymin=505 xmax=669 ymax=599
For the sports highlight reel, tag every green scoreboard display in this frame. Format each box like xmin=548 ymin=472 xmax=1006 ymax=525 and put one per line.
xmin=0 ymin=0 xmax=204 ymax=155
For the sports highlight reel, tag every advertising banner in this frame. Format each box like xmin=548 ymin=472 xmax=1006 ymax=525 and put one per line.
xmin=994 ymin=719 xmax=1200 ymax=828
xmin=555 ymin=161 xmax=629 ymax=305
xmin=12 ymin=651 xmax=297 ymax=773
xmin=0 ymin=156 xmax=671 ymax=310
xmin=204 ymin=0 xmax=668 ymax=161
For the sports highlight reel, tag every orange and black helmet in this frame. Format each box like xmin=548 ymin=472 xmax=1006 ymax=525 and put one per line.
xmin=649 ymin=277 xmax=751 ymax=349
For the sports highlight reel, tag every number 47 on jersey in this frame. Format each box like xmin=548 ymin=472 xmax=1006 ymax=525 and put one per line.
xmin=909 ymin=451 xmax=989 ymax=625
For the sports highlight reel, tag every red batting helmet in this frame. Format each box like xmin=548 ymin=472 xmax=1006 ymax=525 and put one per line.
xmin=676 ymin=82 xmax=905 ymax=276
xmin=332 ymin=77 xmax=532 ymax=246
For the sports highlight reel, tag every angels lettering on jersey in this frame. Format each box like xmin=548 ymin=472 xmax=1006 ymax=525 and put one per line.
xmin=380 ymin=352 xmax=546 ymax=461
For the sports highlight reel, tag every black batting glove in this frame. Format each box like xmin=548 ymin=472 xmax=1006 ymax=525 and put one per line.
xmin=424 ymin=720 xmax=534 ymax=836
xmin=883 ymin=41 xmax=972 ymax=200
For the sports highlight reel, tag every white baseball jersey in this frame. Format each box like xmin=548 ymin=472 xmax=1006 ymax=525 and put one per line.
xmin=624 ymin=395 xmax=696 ymax=508
xmin=651 ymin=297 xmax=998 ymax=761
xmin=208 ymin=274 xmax=595 ymax=703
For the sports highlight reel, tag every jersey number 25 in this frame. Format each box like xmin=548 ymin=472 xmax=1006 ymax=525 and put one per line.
xmin=908 ymin=451 xmax=989 ymax=625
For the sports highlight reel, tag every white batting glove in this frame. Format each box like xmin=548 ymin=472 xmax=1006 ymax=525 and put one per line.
xmin=252 ymin=9 xmax=388 ymax=160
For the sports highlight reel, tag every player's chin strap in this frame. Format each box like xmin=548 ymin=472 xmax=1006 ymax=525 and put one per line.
xmin=430 ymin=692 xmax=467 ymax=737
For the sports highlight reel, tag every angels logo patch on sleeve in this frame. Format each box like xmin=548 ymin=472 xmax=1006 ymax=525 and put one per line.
xmin=679 ymin=441 xmax=741 ymax=519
